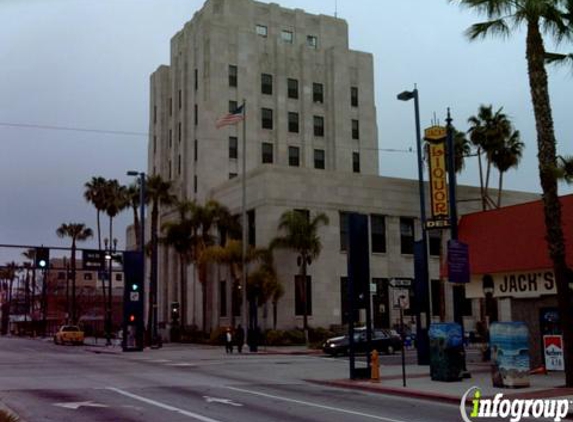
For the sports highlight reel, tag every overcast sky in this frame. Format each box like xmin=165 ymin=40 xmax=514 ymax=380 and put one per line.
xmin=1 ymin=0 xmax=571 ymax=264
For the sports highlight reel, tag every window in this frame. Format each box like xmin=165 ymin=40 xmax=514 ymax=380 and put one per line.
xmin=194 ymin=104 xmax=198 ymax=126
xmin=194 ymin=175 xmax=197 ymax=193
xmin=248 ymin=209 xmax=255 ymax=246
xmin=227 ymin=100 xmax=237 ymax=113
xmin=288 ymin=112 xmax=299 ymax=133
xmin=307 ymin=35 xmax=318 ymax=48
xmin=219 ymin=280 xmax=227 ymax=317
xmin=194 ymin=68 xmax=198 ymax=91
xmin=352 ymin=119 xmax=360 ymax=139
xmin=261 ymin=73 xmax=273 ymax=95
xmin=178 ymin=154 xmax=181 ymax=175
xmin=314 ymin=149 xmax=325 ymax=169
xmin=229 ymin=173 xmax=238 ymax=179
xmin=115 ymin=274 xmax=122 ymax=281
xmin=178 ymin=90 xmax=182 ymax=109
xmin=281 ymin=30 xmax=293 ymax=43
xmin=340 ymin=211 xmax=350 ymax=251
xmin=313 ymin=116 xmax=324 ymax=137
xmin=351 ymin=87 xmax=358 ymax=107
xmin=229 ymin=136 xmax=238 ymax=159
xmin=429 ymin=230 xmax=441 ymax=256
xmin=400 ymin=217 xmax=415 ymax=254
xmin=453 ymin=285 xmax=473 ymax=316
xmin=153 ymin=135 xmax=156 ymax=154
xmin=194 ymin=139 xmax=198 ymax=162
xmin=262 ymin=142 xmax=273 ymax=164
xmin=169 ymin=129 xmax=172 ymax=148
xmin=294 ymin=208 xmax=310 ymax=221
xmin=232 ymin=281 xmax=241 ymax=317
xmin=262 ymin=108 xmax=273 ymax=130
xmin=287 ymin=78 xmax=298 ymax=99
xmin=295 ymin=275 xmax=312 ymax=316
xmin=169 ymin=98 xmax=172 ymax=116
xmin=229 ymin=65 xmax=237 ymax=87
xmin=313 ymin=83 xmax=323 ymax=103
xmin=83 ymin=273 xmax=93 ymax=281
xmin=169 ymin=160 xmax=172 ymax=180
xmin=256 ymin=24 xmax=267 ymax=37
xmin=353 ymin=152 xmax=360 ymax=173
xmin=153 ymin=105 xmax=157 ymax=123
xmin=178 ymin=122 xmax=182 ymax=142
xmin=370 ymin=214 xmax=386 ymax=253
xmin=288 ymin=146 xmax=300 ymax=167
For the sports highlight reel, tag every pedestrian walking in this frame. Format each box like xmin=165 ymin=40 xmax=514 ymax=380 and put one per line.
xmin=225 ymin=328 xmax=233 ymax=354
xmin=235 ymin=324 xmax=245 ymax=353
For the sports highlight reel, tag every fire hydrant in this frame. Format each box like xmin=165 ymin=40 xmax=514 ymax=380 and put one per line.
xmin=371 ymin=349 xmax=380 ymax=382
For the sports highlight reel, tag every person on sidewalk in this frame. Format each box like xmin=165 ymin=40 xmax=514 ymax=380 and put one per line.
xmin=235 ymin=324 xmax=245 ymax=353
xmin=225 ymin=328 xmax=233 ymax=354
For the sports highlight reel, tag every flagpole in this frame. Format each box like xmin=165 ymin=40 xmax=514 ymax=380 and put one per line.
xmin=241 ymin=99 xmax=248 ymax=335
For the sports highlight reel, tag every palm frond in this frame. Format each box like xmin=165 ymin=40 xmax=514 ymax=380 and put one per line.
xmin=545 ymin=52 xmax=573 ymax=68
xmin=465 ymin=18 xmax=511 ymax=40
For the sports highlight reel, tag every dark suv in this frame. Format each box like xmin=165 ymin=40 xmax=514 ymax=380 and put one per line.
xmin=322 ymin=328 xmax=402 ymax=356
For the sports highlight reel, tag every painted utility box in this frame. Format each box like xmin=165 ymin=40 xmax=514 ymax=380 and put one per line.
xmin=490 ymin=322 xmax=530 ymax=388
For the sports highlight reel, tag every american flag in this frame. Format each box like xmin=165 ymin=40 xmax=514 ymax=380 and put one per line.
xmin=216 ymin=104 xmax=245 ymax=128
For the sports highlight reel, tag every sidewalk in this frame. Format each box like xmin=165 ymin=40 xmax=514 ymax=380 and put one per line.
xmin=308 ymin=362 xmax=573 ymax=406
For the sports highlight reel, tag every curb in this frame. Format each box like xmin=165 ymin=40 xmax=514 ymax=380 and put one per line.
xmin=84 ymin=346 xmax=122 ymax=355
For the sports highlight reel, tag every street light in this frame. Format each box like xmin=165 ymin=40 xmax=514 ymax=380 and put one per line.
xmin=397 ymin=86 xmax=431 ymax=365
xmin=104 ymin=237 xmax=117 ymax=346
xmin=127 ymin=170 xmax=150 ymax=344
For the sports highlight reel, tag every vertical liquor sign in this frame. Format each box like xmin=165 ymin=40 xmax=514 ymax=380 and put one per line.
xmin=424 ymin=126 xmax=450 ymax=230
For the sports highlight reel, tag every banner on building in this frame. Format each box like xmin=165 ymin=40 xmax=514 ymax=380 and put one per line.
xmin=544 ymin=335 xmax=564 ymax=371
xmin=424 ymin=125 xmax=450 ymax=229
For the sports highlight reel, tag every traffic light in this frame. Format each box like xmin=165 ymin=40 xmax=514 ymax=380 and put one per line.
xmin=122 ymin=251 xmax=144 ymax=352
xmin=35 ymin=247 xmax=50 ymax=269
xmin=170 ymin=302 xmax=180 ymax=324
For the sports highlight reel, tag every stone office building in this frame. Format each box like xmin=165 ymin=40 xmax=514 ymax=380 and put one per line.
xmin=147 ymin=0 xmax=535 ymax=333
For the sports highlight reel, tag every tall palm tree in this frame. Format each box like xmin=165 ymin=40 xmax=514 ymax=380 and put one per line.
xmin=161 ymin=199 xmax=198 ymax=328
xmin=84 ymin=176 xmax=108 ymax=250
xmin=492 ymin=130 xmax=525 ymax=207
xmin=453 ymin=128 xmax=472 ymax=174
xmin=56 ymin=223 xmax=93 ymax=323
xmin=145 ymin=175 xmax=175 ymax=341
xmin=21 ymin=249 xmax=37 ymax=326
xmin=271 ymin=210 xmax=329 ymax=338
xmin=126 ymin=182 xmax=142 ymax=250
xmin=453 ymin=0 xmax=573 ymax=386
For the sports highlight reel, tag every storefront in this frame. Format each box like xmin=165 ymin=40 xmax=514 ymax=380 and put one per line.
xmin=458 ymin=195 xmax=573 ymax=368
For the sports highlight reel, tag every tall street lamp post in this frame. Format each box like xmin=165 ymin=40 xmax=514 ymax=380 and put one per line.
xmin=104 ymin=237 xmax=117 ymax=346
xmin=397 ymin=86 xmax=431 ymax=365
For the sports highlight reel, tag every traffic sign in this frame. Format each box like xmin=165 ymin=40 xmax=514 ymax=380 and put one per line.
xmin=389 ymin=278 xmax=412 ymax=288
xmin=82 ymin=249 xmax=105 ymax=271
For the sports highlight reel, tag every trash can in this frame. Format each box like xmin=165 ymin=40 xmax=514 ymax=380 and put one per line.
xmin=490 ymin=322 xmax=530 ymax=388
xmin=429 ymin=323 xmax=464 ymax=381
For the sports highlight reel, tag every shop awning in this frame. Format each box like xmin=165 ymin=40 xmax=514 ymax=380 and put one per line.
xmin=457 ymin=194 xmax=573 ymax=275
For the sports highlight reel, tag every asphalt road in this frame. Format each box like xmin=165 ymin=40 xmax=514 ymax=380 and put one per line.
xmin=0 ymin=337 xmax=466 ymax=422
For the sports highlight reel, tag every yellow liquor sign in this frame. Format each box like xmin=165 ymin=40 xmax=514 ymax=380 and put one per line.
xmin=424 ymin=126 xmax=450 ymax=227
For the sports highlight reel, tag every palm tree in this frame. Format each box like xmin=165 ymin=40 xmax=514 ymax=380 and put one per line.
xmin=271 ymin=210 xmax=329 ymax=339
xmin=453 ymin=128 xmax=472 ymax=174
xmin=467 ymin=105 xmax=512 ymax=209
xmin=146 ymin=175 xmax=175 ymax=341
xmin=21 ymin=249 xmax=37 ymax=326
xmin=56 ymin=223 xmax=93 ymax=323
xmin=161 ymin=199 xmax=198 ymax=328
xmin=453 ymin=0 xmax=573 ymax=386
xmin=126 ymin=182 xmax=142 ymax=250
xmin=84 ymin=176 xmax=108 ymax=250
xmin=491 ymin=130 xmax=525 ymax=207
xmin=557 ymin=155 xmax=573 ymax=184
xmin=0 ymin=263 xmax=17 ymax=335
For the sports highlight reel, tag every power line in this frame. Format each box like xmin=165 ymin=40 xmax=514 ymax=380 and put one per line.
xmin=0 ymin=122 xmax=148 ymax=137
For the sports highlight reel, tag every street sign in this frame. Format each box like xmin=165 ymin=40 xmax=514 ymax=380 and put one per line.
xmin=392 ymin=289 xmax=410 ymax=310
xmin=389 ymin=278 xmax=412 ymax=288
xmin=82 ymin=249 xmax=105 ymax=271
xmin=129 ymin=292 xmax=140 ymax=302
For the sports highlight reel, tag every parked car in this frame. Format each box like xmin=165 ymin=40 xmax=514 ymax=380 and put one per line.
xmin=53 ymin=325 xmax=84 ymax=345
xmin=322 ymin=328 xmax=402 ymax=356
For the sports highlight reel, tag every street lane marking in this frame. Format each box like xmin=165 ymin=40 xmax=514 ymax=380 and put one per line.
xmin=106 ymin=387 xmax=224 ymax=422
xmin=203 ymin=396 xmax=243 ymax=407
xmin=226 ymin=386 xmax=410 ymax=422
xmin=54 ymin=401 xmax=109 ymax=410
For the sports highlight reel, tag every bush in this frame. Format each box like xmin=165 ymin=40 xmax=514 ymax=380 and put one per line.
xmin=263 ymin=329 xmax=285 ymax=346
xmin=179 ymin=325 xmax=208 ymax=344
xmin=308 ymin=327 xmax=335 ymax=344
xmin=283 ymin=329 xmax=306 ymax=345
xmin=0 ymin=410 xmax=19 ymax=422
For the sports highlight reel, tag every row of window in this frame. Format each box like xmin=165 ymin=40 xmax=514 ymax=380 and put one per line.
xmin=339 ymin=213 xmax=441 ymax=256
xmin=255 ymin=24 xmax=318 ymax=48
xmin=57 ymin=272 xmax=123 ymax=282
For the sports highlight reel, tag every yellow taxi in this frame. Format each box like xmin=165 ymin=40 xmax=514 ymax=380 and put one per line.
xmin=53 ymin=325 xmax=85 ymax=345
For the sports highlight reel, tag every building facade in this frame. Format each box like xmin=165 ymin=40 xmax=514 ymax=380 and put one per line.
xmin=147 ymin=0 xmax=537 ymax=335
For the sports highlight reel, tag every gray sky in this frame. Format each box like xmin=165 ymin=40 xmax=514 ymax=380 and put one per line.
xmin=1 ymin=0 xmax=571 ymax=263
